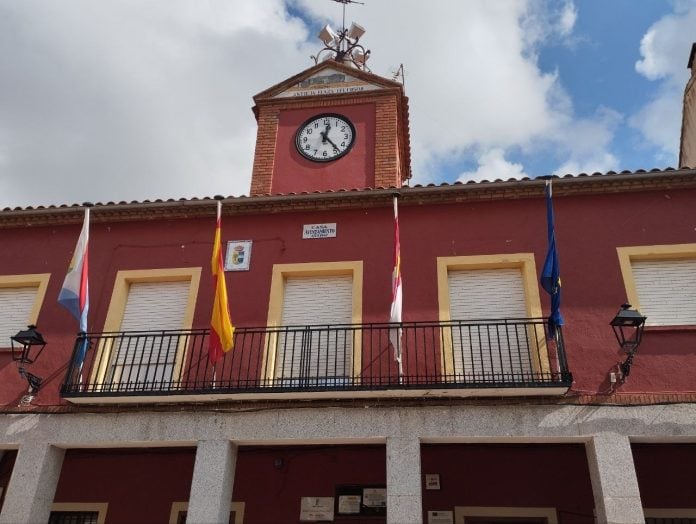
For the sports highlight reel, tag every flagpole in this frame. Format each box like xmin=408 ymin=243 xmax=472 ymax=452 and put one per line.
xmin=212 ymin=199 xmax=222 ymax=389
xmin=389 ymin=193 xmax=404 ymax=381
xmin=209 ymin=196 xmax=235 ymax=386
xmin=540 ymin=179 xmax=564 ymax=376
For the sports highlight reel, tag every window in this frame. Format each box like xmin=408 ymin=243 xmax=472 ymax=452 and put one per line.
xmin=454 ymin=507 xmax=557 ymax=524
xmin=49 ymin=512 xmax=98 ymax=524
xmin=0 ymin=274 xmax=50 ymax=348
xmin=437 ymin=254 xmax=550 ymax=380
xmin=169 ymin=501 xmax=245 ymax=524
xmin=50 ymin=503 xmax=107 ymax=524
xmin=263 ymin=262 xmax=363 ymax=385
xmin=92 ymin=268 xmax=201 ymax=387
xmin=617 ymin=244 xmax=696 ymax=327
xmin=644 ymin=508 xmax=696 ymax=523
xmin=645 ymin=519 xmax=696 ymax=524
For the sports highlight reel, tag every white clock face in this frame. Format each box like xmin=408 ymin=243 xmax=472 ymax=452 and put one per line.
xmin=295 ymin=113 xmax=356 ymax=162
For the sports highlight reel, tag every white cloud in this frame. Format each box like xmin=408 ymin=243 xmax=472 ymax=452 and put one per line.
xmin=0 ymin=0 xmax=313 ymax=207
xmin=0 ymin=0 xmax=625 ymax=208
xmin=552 ymin=107 xmax=622 ymax=175
xmin=296 ymin=0 xmax=579 ymax=182
xmin=458 ymin=106 xmax=622 ymax=181
xmin=631 ymin=2 xmax=696 ymax=162
xmin=629 ymin=85 xmax=684 ymax=164
xmin=458 ymin=149 xmax=528 ymax=182
xmin=558 ymin=1 xmax=578 ymax=37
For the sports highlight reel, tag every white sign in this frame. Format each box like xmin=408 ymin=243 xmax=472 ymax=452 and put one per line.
xmin=300 ymin=497 xmax=334 ymax=521
xmin=425 ymin=473 xmax=441 ymax=490
xmin=303 ymin=223 xmax=337 ymax=239
xmin=362 ymin=488 xmax=386 ymax=508
xmin=274 ymin=69 xmax=381 ymax=98
xmin=428 ymin=511 xmax=454 ymax=524
xmin=337 ymin=495 xmax=361 ymax=514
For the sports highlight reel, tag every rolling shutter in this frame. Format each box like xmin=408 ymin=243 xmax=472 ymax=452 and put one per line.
xmin=275 ymin=275 xmax=353 ymax=384
xmin=447 ymin=268 xmax=531 ymax=379
xmin=111 ymin=280 xmax=190 ymax=385
xmin=0 ymin=286 xmax=38 ymax=347
xmin=120 ymin=281 xmax=189 ymax=331
xmin=632 ymin=259 xmax=696 ymax=326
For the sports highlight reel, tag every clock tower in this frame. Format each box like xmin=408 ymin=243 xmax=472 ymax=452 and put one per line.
xmin=249 ymin=45 xmax=411 ymax=195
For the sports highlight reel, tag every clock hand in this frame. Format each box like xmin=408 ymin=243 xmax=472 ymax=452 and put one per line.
xmin=320 ymin=122 xmax=331 ymax=143
xmin=324 ymin=135 xmax=340 ymax=151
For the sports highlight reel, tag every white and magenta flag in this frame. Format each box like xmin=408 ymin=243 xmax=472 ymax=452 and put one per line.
xmin=389 ymin=195 xmax=404 ymax=376
xmin=58 ymin=207 xmax=90 ymax=333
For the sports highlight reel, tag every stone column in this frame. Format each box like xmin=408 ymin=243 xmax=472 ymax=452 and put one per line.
xmin=0 ymin=442 xmax=65 ymax=524
xmin=587 ymin=433 xmax=644 ymax=524
xmin=187 ymin=440 xmax=237 ymax=524
xmin=386 ymin=436 xmax=422 ymax=524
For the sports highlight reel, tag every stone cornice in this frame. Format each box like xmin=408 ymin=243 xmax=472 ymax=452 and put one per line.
xmin=2 ymin=168 xmax=695 ymax=229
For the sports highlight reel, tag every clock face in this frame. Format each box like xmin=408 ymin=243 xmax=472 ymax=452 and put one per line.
xmin=295 ymin=113 xmax=356 ymax=162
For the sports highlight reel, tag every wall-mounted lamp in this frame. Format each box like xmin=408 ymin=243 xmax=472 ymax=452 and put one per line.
xmin=610 ymin=304 xmax=646 ymax=380
xmin=610 ymin=303 xmax=647 ymax=352
xmin=10 ymin=325 xmax=47 ymax=402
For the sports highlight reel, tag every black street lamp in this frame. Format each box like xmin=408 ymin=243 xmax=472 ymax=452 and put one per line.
xmin=610 ymin=304 xmax=647 ymax=353
xmin=11 ymin=324 xmax=47 ymax=364
xmin=10 ymin=325 xmax=47 ymax=403
xmin=610 ymin=304 xmax=647 ymax=380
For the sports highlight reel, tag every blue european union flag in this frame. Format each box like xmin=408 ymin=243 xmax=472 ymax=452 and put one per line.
xmin=540 ymin=180 xmax=564 ymax=338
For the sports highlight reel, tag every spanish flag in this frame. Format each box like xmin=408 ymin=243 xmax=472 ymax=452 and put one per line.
xmin=209 ymin=200 xmax=235 ymax=364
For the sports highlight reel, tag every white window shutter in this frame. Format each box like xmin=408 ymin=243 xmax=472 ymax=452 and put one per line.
xmin=0 ymin=286 xmax=38 ymax=346
xmin=112 ymin=280 xmax=190 ymax=384
xmin=632 ymin=259 xmax=696 ymax=326
xmin=447 ymin=268 xmax=532 ymax=379
xmin=448 ymin=269 xmax=527 ymax=320
xmin=276 ymin=275 xmax=353 ymax=383
xmin=120 ymin=281 xmax=190 ymax=331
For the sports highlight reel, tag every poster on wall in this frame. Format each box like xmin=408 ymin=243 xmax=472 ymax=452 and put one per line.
xmin=335 ymin=485 xmax=387 ymax=517
xmin=362 ymin=488 xmax=386 ymax=508
xmin=337 ymin=494 xmax=361 ymax=514
xmin=224 ymin=240 xmax=252 ymax=271
xmin=425 ymin=473 xmax=441 ymax=490
xmin=299 ymin=497 xmax=334 ymax=521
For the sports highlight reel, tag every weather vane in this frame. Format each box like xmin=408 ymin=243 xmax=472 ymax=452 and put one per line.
xmin=311 ymin=0 xmax=371 ymax=71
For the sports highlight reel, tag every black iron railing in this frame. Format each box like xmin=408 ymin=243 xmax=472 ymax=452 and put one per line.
xmin=60 ymin=319 xmax=572 ymax=399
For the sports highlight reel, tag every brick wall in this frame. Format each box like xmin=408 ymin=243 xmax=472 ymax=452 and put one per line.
xmin=250 ymin=89 xmax=407 ymax=195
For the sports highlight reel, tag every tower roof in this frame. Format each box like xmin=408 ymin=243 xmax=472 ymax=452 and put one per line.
xmin=252 ymin=60 xmax=405 ymax=103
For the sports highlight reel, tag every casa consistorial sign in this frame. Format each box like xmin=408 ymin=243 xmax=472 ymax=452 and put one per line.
xmin=303 ymin=223 xmax=337 ymax=239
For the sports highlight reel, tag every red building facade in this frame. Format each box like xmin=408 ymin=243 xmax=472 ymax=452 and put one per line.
xmin=1 ymin=58 xmax=696 ymax=524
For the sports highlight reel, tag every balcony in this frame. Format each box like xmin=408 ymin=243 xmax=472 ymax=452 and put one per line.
xmin=60 ymin=319 xmax=572 ymax=403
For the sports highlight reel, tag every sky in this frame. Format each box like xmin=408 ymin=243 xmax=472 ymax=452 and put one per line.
xmin=0 ymin=0 xmax=695 ymax=208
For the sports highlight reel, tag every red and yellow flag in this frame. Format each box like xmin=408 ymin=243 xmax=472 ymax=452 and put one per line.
xmin=209 ymin=200 xmax=235 ymax=364
xmin=389 ymin=195 xmax=403 ymax=376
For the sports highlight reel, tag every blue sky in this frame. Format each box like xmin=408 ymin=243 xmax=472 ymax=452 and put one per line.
xmin=530 ymin=0 xmax=681 ymax=174
xmin=0 ymin=0 xmax=694 ymax=207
